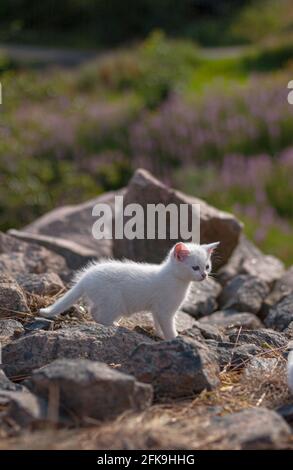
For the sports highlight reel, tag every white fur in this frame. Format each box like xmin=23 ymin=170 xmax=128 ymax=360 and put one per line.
xmin=40 ymin=242 xmax=219 ymax=340
xmin=288 ymin=350 xmax=293 ymax=394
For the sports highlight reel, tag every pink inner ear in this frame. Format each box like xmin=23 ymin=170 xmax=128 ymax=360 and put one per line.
xmin=174 ymin=243 xmax=190 ymax=261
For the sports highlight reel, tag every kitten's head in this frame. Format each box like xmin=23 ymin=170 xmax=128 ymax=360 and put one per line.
xmin=170 ymin=241 xmax=219 ymax=282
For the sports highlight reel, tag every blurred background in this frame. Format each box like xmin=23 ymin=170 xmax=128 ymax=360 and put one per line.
xmin=0 ymin=0 xmax=293 ymax=262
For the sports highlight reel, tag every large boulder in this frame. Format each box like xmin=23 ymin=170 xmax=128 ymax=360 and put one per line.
xmin=2 ymin=323 xmax=155 ymax=378
xmin=113 ymin=169 xmax=242 ymax=267
xmin=0 ymin=232 xmax=68 ymax=280
xmin=21 ymin=190 xmax=123 ymax=258
xmin=9 ymin=230 xmax=99 ymax=271
xmin=26 ymin=359 xmax=153 ymax=421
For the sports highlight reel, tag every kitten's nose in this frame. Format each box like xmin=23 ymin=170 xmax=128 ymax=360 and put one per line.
xmin=201 ymin=273 xmax=207 ymax=280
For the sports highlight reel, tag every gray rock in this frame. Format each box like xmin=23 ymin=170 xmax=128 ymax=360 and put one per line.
xmin=265 ymin=294 xmax=293 ymax=331
xmin=228 ymin=328 xmax=288 ymax=350
xmin=218 ymin=235 xmax=285 ymax=287
xmin=284 ymin=322 xmax=293 ymax=339
xmin=209 ymin=408 xmax=290 ymax=449
xmin=182 ymin=279 xmax=221 ymax=318
xmin=276 ymin=404 xmax=293 ymax=424
xmin=26 ymin=359 xmax=153 ymax=421
xmin=211 ymin=341 xmax=262 ymax=370
xmin=0 ymin=369 xmax=23 ymax=392
xmin=122 ymin=337 xmax=219 ymax=398
xmin=183 ymin=321 xmax=226 ymax=342
xmin=219 ymin=275 xmax=269 ymax=314
xmin=0 ymin=389 xmax=46 ymax=428
xmin=119 ymin=310 xmax=196 ymax=337
xmin=242 ymin=357 xmax=280 ymax=380
xmin=241 ymin=255 xmax=284 ymax=287
xmin=24 ymin=317 xmax=54 ymax=332
xmin=0 ymin=232 xmax=68 ymax=280
xmin=2 ymin=323 xmax=155 ymax=378
xmin=15 ymin=272 xmax=64 ymax=296
xmin=217 ymin=235 xmax=263 ymax=285
xmin=22 ymin=190 xmax=121 ymax=255
xmin=0 ymin=319 xmax=24 ymax=345
xmin=113 ymin=169 xmax=242 ymax=267
xmin=0 ymin=274 xmax=29 ymax=317
xmin=200 ymin=311 xmax=263 ymax=330
xmin=262 ymin=267 xmax=293 ymax=316
xmin=9 ymin=230 xmax=100 ymax=271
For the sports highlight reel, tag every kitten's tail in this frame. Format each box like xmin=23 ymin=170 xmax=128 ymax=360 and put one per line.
xmin=288 ymin=349 xmax=293 ymax=394
xmin=39 ymin=282 xmax=83 ymax=319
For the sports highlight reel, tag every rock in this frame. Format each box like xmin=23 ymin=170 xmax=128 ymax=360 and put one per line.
xmin=276 ymin=404 xmax=293 ymax=424
xmin=2 ymin=324 xmax=155 ymax=378
xmin=113 ymin=169 xmax=242 ymax=267
xmin=0 ymin=274 xmax=29 ymax=317
xmin=241 ymin=255 xmax=284 ymax=287
xmin=26 ymin=359 xmax=153 ymax=421
xmin=284 ymin=322 xmax=293 ymax=339
xmin=218 ymin=235 xmax=285 ymax=286
xmin=0 ymin=319 xmax=24 ymax=345
xmin=265 ymin=294 xmax=293 ymax=331
xmin=242 ymin=357 xmax=279 ymax=380
xmin=209 ymin=408 xmax=290 ymax=449
xmin=0 ymin=389 xmax=46 ymax=428
xmin=0 ymin=369 xmax=23 ymax=392
xmin=22 ymin=190 xmax=122 ymax=255
xmin=200 ymin=311 xmax=263 ymax=330
xmin=122 ymin=337 xmax=219 ymax=398
xmin=212 ymin=341 xmax=262 ymax=370
xmin=24 ymin=317 xmax=54 ymax=332
xmin=9 ymin=230 xmax=99 ymax=271
xmin=262 ymin=267 xmax=293 ymax=316
xmin=0 ymin=232 xmax=68 ymax=280
xmin=183 ymin=321 xmax=226 ymax=342
xmin=181 ymin=279 xmax=221 ymax=318
xmin=119 ymin=310 xmax=196 ymax=337
xmin=15 ymin=272 xmax=64 ymax=296
xmin=228 ymin=328 xmax=288 ymax=350
xmin=219 ymin=275 xmax=269 ymax=314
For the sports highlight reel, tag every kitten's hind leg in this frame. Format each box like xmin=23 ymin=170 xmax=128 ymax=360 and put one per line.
xmin=90 ymin=306 xmax=118 ymax=327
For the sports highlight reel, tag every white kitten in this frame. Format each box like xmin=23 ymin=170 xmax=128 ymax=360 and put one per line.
xmin=40 ymin=241 xmax=219 ymax=340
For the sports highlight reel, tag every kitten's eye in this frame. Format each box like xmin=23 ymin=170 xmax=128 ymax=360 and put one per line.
xmin=206 ymin=264 xmax=210 ymax=270
xmin=192 ymin=266 xmax=200 ymax=271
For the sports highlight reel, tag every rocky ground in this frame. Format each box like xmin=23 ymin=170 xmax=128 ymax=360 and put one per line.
xmin=0 ymin=169 xmax=293 ymax=450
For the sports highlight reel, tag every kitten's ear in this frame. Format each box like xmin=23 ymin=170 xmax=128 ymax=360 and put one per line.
xmin=174 ymin=242 xmax=190 ymax=261
xmin=203 ymin=241 xmax=220 ymax=256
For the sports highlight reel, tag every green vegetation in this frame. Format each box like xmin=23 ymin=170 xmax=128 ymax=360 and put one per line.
xmin=0 ymin=12 xmax=293 ymax=263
